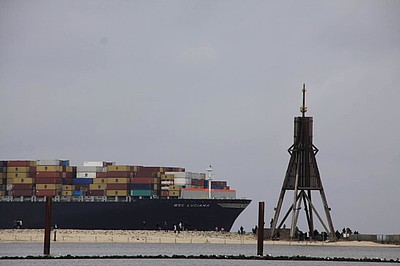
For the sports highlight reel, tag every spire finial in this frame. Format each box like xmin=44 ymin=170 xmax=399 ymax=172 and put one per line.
xmin=300 ymin=83 xmax=307 ymax=116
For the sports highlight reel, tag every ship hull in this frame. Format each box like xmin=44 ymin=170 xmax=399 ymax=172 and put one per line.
xmin=0 ymin=198 xmax=251 ymax=231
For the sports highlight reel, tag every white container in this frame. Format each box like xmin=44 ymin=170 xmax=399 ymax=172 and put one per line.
xmin=165 ymin=172 xmax=206 ymax=179
xmin=166 ymin=172 xmax=183 ymax=178
xmin=77 ymin=166 xmax=106 ymax=172
xmin=161 ymin=180 xmax=174 ymax=185
xmin=76 ymin=172 xmax=97 ymax=178
xmin=173 ymin=177 xmax=190 ymax=186
xmin=37 ymin=160 xmax=60 ymax=166
xmin=84 ymin=161 xmax=105 ymax=167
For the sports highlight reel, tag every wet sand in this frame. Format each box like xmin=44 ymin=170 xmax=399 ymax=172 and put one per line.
xmin=0 ymin=229 xmax=397 ymax=247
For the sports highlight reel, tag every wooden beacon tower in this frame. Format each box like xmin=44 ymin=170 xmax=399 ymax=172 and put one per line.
xmin=270 ymin=84 xmax=335 ymax=239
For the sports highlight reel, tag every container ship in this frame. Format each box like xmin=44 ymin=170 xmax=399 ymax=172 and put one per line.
xmin=0 ymin=160 xmax=251 ymax=231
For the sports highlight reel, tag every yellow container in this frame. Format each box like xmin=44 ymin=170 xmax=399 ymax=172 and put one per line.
xmin=36 ymin=184 xmax=62 ymax=190
xmin=106 ymin=190 xmax=128 ymax=196
xmin=62 ymin=185 xmax=75 ymax=191
xmin=6 ymin=166 xmax=30 ymax=173
xmin=107 ymin=178 xmax=129 ymax=184
xmin=169 ymin=190 xmax=180 ymax=197
xmin=0 ymin=191 xmax=5 ymax=196
xmin=161 ymin=174 xmax=174 ymax=180
xmin=107 ymin=165 xmax=131 ymax=172
xmin=36 ymin=165 xmax=63 ymax=172
xmin=7 ymin=172 xmax=29 ymax=178
xmin=92 ymin=178 xmax=107 ymax=184
xmin=64 ymin=166 xmax=74 ymax=172
xmin=12 ymin=178 xmax=34 ymax=184
xmin=169 ymin=185 xmax=181 ymax=191
xmin=62 ymin=191 xmax=73 ymax=196
xmin=89 ymin=184 xmax=107 ymax=190
xmin=132 ymin=165 xmax=139 ymax=172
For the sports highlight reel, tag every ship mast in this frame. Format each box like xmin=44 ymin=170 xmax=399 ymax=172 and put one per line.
xmin=206 ymin=165 xmax=213 ymax=199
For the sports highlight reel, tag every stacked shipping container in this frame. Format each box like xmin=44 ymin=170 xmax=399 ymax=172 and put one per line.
xmin=106 ymin=165 xmax=131 ymax=197
xmin=0 ymin=160 xmax=235 ymax=199
xmin=0 ymin=161 xmax=6 ymax=197
xmin=5 ymin=160 xmax=36 ymax=197
xmin=131 ymin=166 xmax=162 ymax=197
xmin=36 ymin=160 xmax=74 ymax=196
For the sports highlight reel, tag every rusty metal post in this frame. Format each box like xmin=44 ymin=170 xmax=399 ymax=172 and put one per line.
xmin=44 ymin=196 xmax=52 ymax=255
xmin=257 ymin=201 xmax=265 ymax=256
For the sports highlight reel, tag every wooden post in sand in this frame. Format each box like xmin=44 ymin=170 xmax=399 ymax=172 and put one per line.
xmin=44 ymin=196 xmax=52 ymax=255
xmin=257 ymin=201 xmax=265 ymax=256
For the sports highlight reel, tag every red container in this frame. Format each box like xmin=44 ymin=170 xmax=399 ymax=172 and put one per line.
xmin=107 ymin=171 xmax=131 ymax=178
xmin=164 ymin=167 xmax=185 ymax=172
xmin=138 ymin=167 xmax=161 ymax=174
xmin=12 ymin=189 xmax=34 ymax=197
xmin=36 ymin=189 xmax=57 ymax=196
xmin=36 ymin=172 xmax=63 ymax=178
xmin=89 ymin=190 xmax=106 ymax=196
xmin=96 ymin=172 xmax=108 ymax=178
xmin=7 ymin=161 xmax=33 ymax=167
xmin=13 ymin=184 xmax=33 ymax=190
xmin=107 ymin=184 xmax=128 ymax=190
xmin=160 ymin=191 xmax=169 ymax=197
xmin=131 ymin=177 xmax=155 ymax=184
xmin=134 ymin=172 xmax=157 ymax=178
xmin=35 ymin=177 xmax=63 ymax=184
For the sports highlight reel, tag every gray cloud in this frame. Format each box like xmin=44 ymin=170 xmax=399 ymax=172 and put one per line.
xmin=1 ymin=0 xmax=399 ymax=234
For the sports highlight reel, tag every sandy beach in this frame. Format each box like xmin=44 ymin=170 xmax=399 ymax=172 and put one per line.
xmin=0 ymin=229 xmax=397 ymax=248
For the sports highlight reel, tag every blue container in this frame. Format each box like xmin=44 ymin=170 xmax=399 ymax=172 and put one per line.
xmin=130 ymin=184 xmax=153 ymax=190
xmin=130 ymin=190 xmax=154 ymax=197
xmin=72 ymin=178 xmax=93 ymax=185
xmin=73 ymin=190 xmax=82 ymax=196
xmin=60 ymin=160 xmax=69 ymax=167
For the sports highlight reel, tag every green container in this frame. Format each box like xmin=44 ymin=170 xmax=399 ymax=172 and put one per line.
xmin=130 ymin=189 xmax=154 ymax=197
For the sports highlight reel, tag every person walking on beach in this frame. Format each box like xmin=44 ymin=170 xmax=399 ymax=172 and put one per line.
xmin=164 ymin=221 xmax=168 ymax=232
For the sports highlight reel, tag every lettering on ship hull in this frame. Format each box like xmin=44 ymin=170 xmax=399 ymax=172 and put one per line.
xmin=173 ymin=203 xmax=210 ymax=208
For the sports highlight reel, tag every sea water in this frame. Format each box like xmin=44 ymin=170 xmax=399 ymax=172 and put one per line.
xmin=0 ymin=243 xmax=399 ymax=266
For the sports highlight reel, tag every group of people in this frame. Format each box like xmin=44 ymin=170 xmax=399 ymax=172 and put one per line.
xmin=152 ymin=221 xmax=188 ymax=233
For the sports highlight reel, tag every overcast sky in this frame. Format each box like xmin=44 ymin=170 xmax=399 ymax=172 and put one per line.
xmin=1 ymin=1 xmax=399 ymax=234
